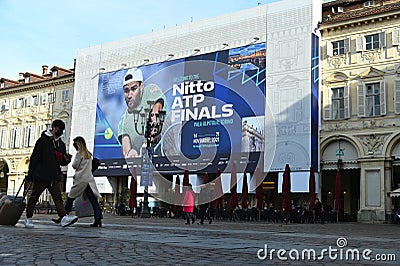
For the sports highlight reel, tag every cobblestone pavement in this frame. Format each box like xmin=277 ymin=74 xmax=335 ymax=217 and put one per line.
xmin=0 ymin=214 xmax=399 ymax=265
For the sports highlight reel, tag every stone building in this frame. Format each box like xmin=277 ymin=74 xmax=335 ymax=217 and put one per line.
xmin=319 ymin=0 xmax=400 ymax=222
xmin=0 ymin=65 xmax=74 ymax=201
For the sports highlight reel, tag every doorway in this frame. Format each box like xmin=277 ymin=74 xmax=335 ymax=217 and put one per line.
xmin=321 ymin=168 xmax=360 ymax=222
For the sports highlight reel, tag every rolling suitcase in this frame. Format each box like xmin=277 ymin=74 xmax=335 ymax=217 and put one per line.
xmin=0 ymin=179 xmax=32 ymax=225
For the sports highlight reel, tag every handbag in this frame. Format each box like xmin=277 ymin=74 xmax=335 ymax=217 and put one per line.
xmin=92 ymin=157 xmax=100 ymax=173
xmin=75 ymin=196 xmax=94 ymax=218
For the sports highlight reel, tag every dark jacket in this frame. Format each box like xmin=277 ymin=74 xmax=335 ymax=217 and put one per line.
xmin=27 ymin=130 xmax=69 ymax=183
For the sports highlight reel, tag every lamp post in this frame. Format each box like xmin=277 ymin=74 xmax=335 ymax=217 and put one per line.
xmin=140 ymin=146 xmax=152 ymax=218
xmin=139 ymin=104 xmax=166 ymax=218
xmin=337 ymin=158 xmax=343 ymax=170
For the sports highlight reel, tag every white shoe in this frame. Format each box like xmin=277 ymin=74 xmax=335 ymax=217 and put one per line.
xmin=24 ymin=218 xmax=34 ymax=228
xmin=61 ymin=215 xmax=78 ymax=227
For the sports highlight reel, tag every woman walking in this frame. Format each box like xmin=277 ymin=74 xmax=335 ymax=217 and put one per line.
xmin=183 ymin=184 xmax=195 ymax=225
xmin=62 ymin=136 xmax=103 ymax=227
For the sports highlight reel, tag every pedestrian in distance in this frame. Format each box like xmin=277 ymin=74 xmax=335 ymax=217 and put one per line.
xmin=198 ymin=202 xmax=212 ymax=225
xmin=197 ymin=184 xmax=212 ymax=225
xmin=183 ymin=184 xmax=195 ymax=225
xmin=63 ymin=136 xmax=103 ymax=227
xmin=137 ymin=199 xmax=143 ymax=217
xmin=24 ymin=119 xmax=76 ymax=228
xmin=314 ymin=198 xmax=323 ymax=224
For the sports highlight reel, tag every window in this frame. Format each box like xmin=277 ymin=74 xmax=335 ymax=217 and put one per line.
xmin=327 ymin=38 xmax=349 ymax=57
xmin=365 ymin=83 xmax=381 ymax=116
xmin=356 ymin=32 xmax=386 ymax=52
xmin=365 ymin=33 xmax=380 ymax=50
xmin=32 ymin=95 xmax=39 ymax=106
xmin=0 ymin=128 xmax=7 ymax=149
xmin=357 ymin=81 xmax=386 ymax=117
xmin=364 ymin=1 xmax=374 ymax=7
xmin=1 ymin=100 xmax=10 ymax=111
xmin=332 ymin=6 xmax=343 ymax=13
xmin=10 ymin=127 xmax=21 ymax=148
xmin=25 ymin=96 xmax=32 ymax=107
xmin=333 ymin=40 xmax=345 ymax=55
xmin=52 ymin=70 xmax=58 ymax=77
xmin=48 ymin=92 xmax=55 ymax=103
xmin=41 ymin=93 xmax=48 ymax=105
xmin=332 ymin=87 xmax=345 ymax=119
xmin=19 ymin=98 xmax=24 ymax=108
xmin=323 ymin=85 xmax=349 ymax=120
xmin=23 ymin=125 xmax=36 ymax=147
xmin=13 ymin=98 xmax=24 ymax=109
xmin=61 ymin=89 xmax=69 ymax=102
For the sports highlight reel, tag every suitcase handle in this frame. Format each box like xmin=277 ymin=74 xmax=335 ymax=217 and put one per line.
xmin=14 ymin=179 xmax=32 ymax=202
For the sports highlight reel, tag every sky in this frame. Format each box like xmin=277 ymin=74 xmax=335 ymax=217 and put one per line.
xmin=0 ymin=0 xmax=281 ymax=80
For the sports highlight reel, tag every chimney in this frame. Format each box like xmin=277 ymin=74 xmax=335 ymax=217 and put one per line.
xmin=42 ymin=65 xmax=49 ymax=75
xmin=19 ymin=72 xmax=24 ymax=80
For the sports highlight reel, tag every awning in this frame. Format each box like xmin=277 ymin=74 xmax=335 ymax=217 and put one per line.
xmin=389 ymin=188 xmax=400 ymax=197
xmin=321 ymin=160 xmax=359 ymax=171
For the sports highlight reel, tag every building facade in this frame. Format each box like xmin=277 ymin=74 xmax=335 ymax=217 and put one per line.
xmin=319 ymin=0 xmax=400 ymax=222
xmin=0 ymin=65 xmax=74 ymax=201
xmin=9 ymin=0 xmax=400 ymax=223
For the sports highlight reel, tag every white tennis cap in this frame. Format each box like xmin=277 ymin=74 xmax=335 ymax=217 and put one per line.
xmin=123 ymin=68 xmax=143 ymax=85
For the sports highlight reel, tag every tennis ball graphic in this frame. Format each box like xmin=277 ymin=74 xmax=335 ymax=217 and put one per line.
xmin=104 ymin=127 xmax=113 ymax=140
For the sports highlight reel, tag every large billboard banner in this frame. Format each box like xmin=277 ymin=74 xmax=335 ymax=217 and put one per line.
xmin=93 ymin=43 xmax=274 ymax=176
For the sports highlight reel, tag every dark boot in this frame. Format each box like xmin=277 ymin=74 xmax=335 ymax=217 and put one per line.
xmin=185 ymin=218 xmax=190 ymax=225
xmin=90 ymin=218 xmax=102 ymax=227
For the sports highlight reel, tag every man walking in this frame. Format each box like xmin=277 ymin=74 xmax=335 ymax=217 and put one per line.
xmin=24 ymin=119 xmax=78 ymax=228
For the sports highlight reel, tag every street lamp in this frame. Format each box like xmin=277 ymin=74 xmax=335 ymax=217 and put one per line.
xmin=140 ymin=104 xmax=166 ymax=218
xmin=337 ymin=159 xmax=343 ymax=170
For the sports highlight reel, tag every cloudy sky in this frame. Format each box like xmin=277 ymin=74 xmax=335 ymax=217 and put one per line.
xmin=0 ymin=0 xmax=281 ymax=80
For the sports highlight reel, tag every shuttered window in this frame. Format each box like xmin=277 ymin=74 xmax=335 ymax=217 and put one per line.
xmin=394 ymin=79 xmax=400 ymax=114
xmin=0 ymin=128 xmax=7 ymax=149
xmin=358 ymin=81 xmax=386 ymax=117
xmin=356 ymin=32 xmax=386 ymax=52
xmin=323 ymin=86 xmax=350 ymax=120
xmin=10 ymin=127 xmax=21 ymax=148
xmin=23 ymin=125 xmax=36 ymax=147
xmin=332 ymin=87 xmax=344 ymax=119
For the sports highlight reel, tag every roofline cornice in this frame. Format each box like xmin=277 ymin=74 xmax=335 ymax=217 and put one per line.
xmin=319 ymin=11 xmax=399 ymax=31
xmin=0 ymin=76 xmax=74 ymax=96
